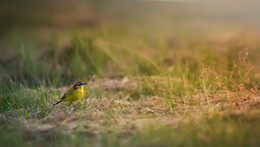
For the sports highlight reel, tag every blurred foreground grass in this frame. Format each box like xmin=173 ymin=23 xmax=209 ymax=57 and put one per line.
xmin=0 ymin=1 xmax=260 ymax=147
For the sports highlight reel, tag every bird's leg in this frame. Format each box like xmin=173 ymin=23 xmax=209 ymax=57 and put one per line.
xmin=76 ymin=99 xmax=83 ymax=108
xmin=73 ymin=100 xmax=83 ymax=109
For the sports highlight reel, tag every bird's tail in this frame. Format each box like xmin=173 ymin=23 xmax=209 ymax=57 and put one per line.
xmin=51 ymin=100 xmax=62 ymax=106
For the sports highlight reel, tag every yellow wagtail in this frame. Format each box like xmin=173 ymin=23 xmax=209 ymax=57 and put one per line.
xmin=52 ymin=81 xmax=87 ymax=106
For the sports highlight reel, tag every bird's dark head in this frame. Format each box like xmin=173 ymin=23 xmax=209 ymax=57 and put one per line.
xmin=73 ymin=81 xmax=87 ymax=87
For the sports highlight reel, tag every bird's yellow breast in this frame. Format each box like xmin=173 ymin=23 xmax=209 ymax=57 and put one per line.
xmin=62 ymin=86 xmax=84 ymax=102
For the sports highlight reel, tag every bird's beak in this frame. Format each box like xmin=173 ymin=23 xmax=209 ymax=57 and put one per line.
xmin=82 ymin=83 xmax=87 ymax=85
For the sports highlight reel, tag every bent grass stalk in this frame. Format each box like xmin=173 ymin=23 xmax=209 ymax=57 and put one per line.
xmin=164 ymin=93 xmax=172 ymax=112
xmin=202 ymin=79 xmax=211 ymax=110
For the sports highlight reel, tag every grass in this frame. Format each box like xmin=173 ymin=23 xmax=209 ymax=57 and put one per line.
xmin=0 ymin=1 xmax=260 ymax=147
xmin=0 ymin=63 xmax=259 ymax=146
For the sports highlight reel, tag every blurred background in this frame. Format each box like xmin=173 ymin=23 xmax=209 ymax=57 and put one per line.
xmin=0 ymin=0 xmax=260 ymax=86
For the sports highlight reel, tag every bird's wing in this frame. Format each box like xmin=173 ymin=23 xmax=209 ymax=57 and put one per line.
xmin=60 ymin=88 xmax=74 ymax=100
xmin=61 ymin=93 xmax=67 ymax=100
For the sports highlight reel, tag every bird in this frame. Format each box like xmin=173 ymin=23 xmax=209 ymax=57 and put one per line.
xmin=52 ymin=81 xmax=87 ymax=106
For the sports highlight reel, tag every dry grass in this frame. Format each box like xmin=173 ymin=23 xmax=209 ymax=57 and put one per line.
xmin=0 ymin=1 xmax=260 ymax=146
